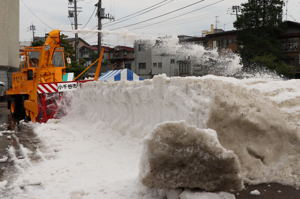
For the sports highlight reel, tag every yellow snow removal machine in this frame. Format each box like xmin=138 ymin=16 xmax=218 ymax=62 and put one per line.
xmin=6 ymin=30 xmax=104 ymax=122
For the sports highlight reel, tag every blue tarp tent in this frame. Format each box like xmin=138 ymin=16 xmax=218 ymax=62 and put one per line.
xmin=99 ymin=69 xmax=144 ymax=82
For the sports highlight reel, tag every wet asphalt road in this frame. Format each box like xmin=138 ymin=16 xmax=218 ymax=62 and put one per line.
xmin=0 ymin=102 xmax=41 ymax=182
xmin=0 ymin=102 xmax=10 ymax=180
xmin=0 ymin=102 xmax=299 ymax=198
xmin=0 ymin=102 xmax=8 ymax=124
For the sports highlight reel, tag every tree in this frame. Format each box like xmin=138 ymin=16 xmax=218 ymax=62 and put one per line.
xmin=234 ymin=0 xmax=292 ymax=76
xmin=31 ymin=39 xmax=44 ymax=47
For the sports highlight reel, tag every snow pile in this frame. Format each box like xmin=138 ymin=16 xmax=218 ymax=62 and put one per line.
xmin=3 ymin=75 xmax=300 ymax=199
xmin=153 ymin=37 xmax=242 ymax=77
xmin=141 ymin=121 xmax=243 ymax=191
xmin=249 ymin=190 xmax=261 ymax=196
xmin=180 ymin=191 xmax=236 ymax=199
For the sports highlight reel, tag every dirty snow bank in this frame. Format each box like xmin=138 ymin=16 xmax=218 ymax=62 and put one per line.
xmin=4 ymin=75 xmax=300 ymax=198
xmin=141 ymin=121 xmax=243 ymax=191
xmin=67 ymin=75 xmax=300 ymax=188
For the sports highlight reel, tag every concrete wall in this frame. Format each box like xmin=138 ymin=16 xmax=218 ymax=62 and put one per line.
xmin=134 ymin=40 xmax=153 ymax=79
xmin=0 ymin=0 xmax=19 ymax=93
xmin=152 ymin=47 xmax=177 ymax=76
xmin=134 ymin=40 xmax=193 ymax=78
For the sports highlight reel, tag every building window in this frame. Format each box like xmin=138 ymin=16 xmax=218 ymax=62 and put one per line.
xmin=52 ymin=52 xmax=64 ymax=67
xmin=170 ymin=59 xmax=175 ymax=64
xmin=213 ymin=40 xmax=217 ymax=49
xmin=153 ymin=63 xmax=157 ymax=67
xmin=282 ymin=38 xmax=299 ymax=52
xmin=158 ymin=62 xmax=162 ymax=68
xmin=178 ymin=61 xmax=190 ymax=76
xmin=139 ymin=63 xmax=146 ymax=69
xmin=138 ymin=44 xmax=145 ymax=52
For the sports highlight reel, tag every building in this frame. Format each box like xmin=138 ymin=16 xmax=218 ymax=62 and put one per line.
xmin=133 ymin=40 xmax=193 ymax=79
xmin=66 ymin=38 xmax=135 ymax=74
xmin=133 ymin=40 xmax=153 ymax=79
xmin=0 ymin=0 xmax=19 ymax=93
xmin=181 ymin=21 xmax=300 ymax=77
xmin=65 ymin=37 xmax=92 ymax=61
xmin=110 ymin=46 xmax=134 ymax=70
xmin=280 ymin=21 xmax=300 ymax=77
xmin=205 ymin=30 xmax=238 ymax=53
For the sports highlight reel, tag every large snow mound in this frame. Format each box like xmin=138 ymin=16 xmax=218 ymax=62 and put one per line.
xmin=68 ymin=75 xmax=300 ymax=187
xmin=4 ymin=75 xmax=300 ymax=198
xmin=140 ymin=121 xmax=243 ymax=191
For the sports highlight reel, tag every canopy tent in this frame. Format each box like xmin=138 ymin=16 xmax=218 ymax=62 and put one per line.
xmin=99 ymin=69 xmax=143 ymax=82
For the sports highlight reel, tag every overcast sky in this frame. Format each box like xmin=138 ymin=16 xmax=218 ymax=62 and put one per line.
xmin=20 ymin=0 xmax=300 ymax=46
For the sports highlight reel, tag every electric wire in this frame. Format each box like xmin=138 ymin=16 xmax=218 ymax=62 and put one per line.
xmin=103 ymin=0 xmax=170 ymax=26
xmin=82 ymin=6 xmax=97 ymax=29
xmin=68 ymin=17 xmax=74 ymax=30
xmin=104 ymin=0 xmax=176 ymax=27
xmin=21 ymin=0 xmax=54 ymax=30
xmin=110 ymin=0 xmax=206 ymax=30
xmin=132 ymin=0 xmax=224 ymax=30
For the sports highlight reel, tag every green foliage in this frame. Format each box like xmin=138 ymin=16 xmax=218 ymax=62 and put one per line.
xmin=234 ymin=0 xmax=284 ymax=30
xmin=60 ymin=34 xmax=75 ymax=60
xmin=66 ymin=62 xmax=86 ymax=78
xmin=234 ymin=0 xmax=291 ymax=76
xmin=252 ymin=54 xmax=292 ymax=76
xmin=31 ymin=40 xmax=44 ymax=47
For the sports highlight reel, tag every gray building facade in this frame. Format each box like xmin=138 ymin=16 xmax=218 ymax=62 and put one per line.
xmin=133 ymin=40 xmax=193 ymax=79
xmin=0 ymin=0 xmax=19 ymax=94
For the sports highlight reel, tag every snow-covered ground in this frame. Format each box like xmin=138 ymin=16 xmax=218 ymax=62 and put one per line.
xmin=1 ymin=75 xmax=300 ymax=199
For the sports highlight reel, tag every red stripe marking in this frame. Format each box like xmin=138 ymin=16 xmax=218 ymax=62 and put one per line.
xmin=41 ymin=85 xmax=52 ymax=93
xmin=38 ymin=87 xmax=44 ymax=94
xmin=48 ymin=83 xmax=58 ymax=92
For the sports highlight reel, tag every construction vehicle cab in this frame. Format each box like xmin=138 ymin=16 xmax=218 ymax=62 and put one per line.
xmin=7 ymin=30 xmax=66 ymax=122
xmin=6 ymin=29 xmax=104 ymax=123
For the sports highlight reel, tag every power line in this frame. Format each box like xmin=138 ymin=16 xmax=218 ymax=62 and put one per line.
xmin=111 ymin=0 xmax=206 ymax=30
xmin=104 ymin=0 xmax=175 ymax=27
xmin=103 ymin=0 xmax=169 ymax=26
xmin=68 ymin=17 xmax=74 ymax=30
xmin=82 ymin=6 xmax=97 ymax=29
xmin=132 ymin=0 xmax=225 ymax=30
xmin=21 ymin=0 xmax=54 ymax=30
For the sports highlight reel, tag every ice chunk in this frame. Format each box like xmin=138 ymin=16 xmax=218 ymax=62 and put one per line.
xmin=140 ymin=121 xmax=243 ymax=191
xmin=166 ymin=189 xmax=182 ymax=199
xmin=0 ymin=180 xmax=8 ymax=190
xmin=0 ymin=156 xmax=8 ymax=163
xmin=249 ymin=190 xmax=261 ymax=196
xmin=179 ymin=191 xmax=236 ymax=199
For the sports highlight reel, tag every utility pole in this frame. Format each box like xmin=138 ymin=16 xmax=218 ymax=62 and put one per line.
xmin=285 ymin=0 xmax=289 ymax=21
xmin=97 ymin=0 xmax=102 ymax=55
xmin=68 ymin=0 xmax=82 ymax=62
xmin=95 ymin=0 xmax=114 ymax=55
xmin=215 ymin=16 xmax=219 ymax=29
xmin=231 ymin=6 xmax=241 ymax=21
xmin=30 ymin=24 xmax=36 ymax=41
xmin=74 ymin=0 xmax=79 ymax=62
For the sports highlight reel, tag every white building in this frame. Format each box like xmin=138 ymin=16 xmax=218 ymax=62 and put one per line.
xmin=0 ymin=0 xmax=19 ymax=94
xmin=133 ymin=40 xmax=192 ymax=79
